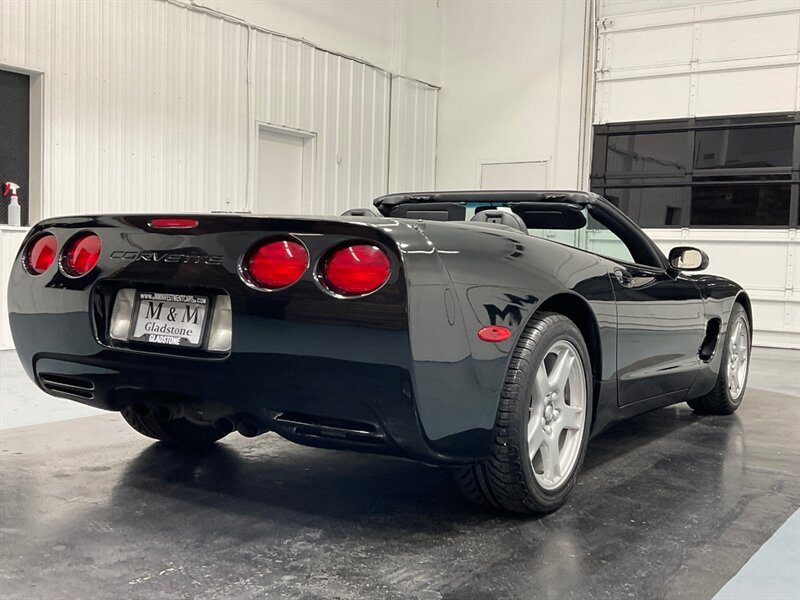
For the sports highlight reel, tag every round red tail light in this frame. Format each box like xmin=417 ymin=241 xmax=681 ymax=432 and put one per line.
xmin=25 ymin=234 xmax=58 ymax=275
xmin=245 ymin=239 xmax=309 ymax=289
xmin=322 ymin=244 xmax=391 ymax=296
xmin=63 ymin=233 xmax=102 ymax=276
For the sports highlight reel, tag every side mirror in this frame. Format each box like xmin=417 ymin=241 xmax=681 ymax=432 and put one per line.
xmin=668 ymin=246 xmax=709 ymax=271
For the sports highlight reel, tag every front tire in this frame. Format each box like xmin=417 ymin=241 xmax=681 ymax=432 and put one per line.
xmin=454 ymin=312 xmax=593 ymax=514
xmin=687 ymin=304 xmax=751 ymax=415
xmin=121 ymin=404 xmax=228 ymax=447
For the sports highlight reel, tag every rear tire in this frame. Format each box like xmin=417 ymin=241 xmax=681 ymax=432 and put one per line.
xmin=687 ymin=304 xmax=751 ymax=415
xmin=121 ymin=404 xmax=227 ymax=446
xmin=454 ymin=312 xmax=593 ymax=514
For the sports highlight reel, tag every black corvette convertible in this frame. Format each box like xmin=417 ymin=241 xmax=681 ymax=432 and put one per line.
xmin=8 ymin=190 xmax=752 ymax=514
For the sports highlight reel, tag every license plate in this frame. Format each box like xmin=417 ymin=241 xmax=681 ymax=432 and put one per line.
xmin=130 ymin=292 xmax=209 ymax=348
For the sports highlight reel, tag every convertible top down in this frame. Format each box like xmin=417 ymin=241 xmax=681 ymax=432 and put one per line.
xmin=8 ymin=190 xmax=752 ymax=513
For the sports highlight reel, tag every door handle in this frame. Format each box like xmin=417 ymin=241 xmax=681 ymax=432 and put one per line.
xmin=613 ymin=268 xmax=634 ymax=287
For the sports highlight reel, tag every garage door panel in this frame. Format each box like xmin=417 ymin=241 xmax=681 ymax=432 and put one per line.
xmin=697 ymin=14 xmax=800 ymax=62
xmin=602 ymin=76 xmax=691 ymax=122
xmin=695 ymin=67 xmax=798 ymax=117
xmin=606 ymin=26 xmax=694 ymax=70
xmin=750 ymin=299 xmax=797 ymax=338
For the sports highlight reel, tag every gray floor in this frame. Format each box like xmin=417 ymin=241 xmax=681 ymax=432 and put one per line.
xmin=0 ymin=350 xmax=103 ymax=429
xmin=1 ymin=347 xmax=799 ymax=599
xmin=714 ymin=508 xmax=800 ymax=600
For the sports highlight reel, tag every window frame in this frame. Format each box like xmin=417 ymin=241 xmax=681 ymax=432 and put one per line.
xmin=0 ymin=62 xmax=44 ymax=227
xmin=518 ymin=200 xmax=669 ymax=271
xmin=586 ymin=200 xmax=668 ymax=270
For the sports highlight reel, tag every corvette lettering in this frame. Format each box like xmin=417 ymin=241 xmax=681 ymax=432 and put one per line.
xmin=109 ymin=251 xmax=224 ymax=265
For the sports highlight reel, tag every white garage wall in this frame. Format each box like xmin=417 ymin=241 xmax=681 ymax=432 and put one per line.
xmin=0 ymin=0 xmax=439 ymax=350
xmin=435 ymin=0 xmax=590 ymax=191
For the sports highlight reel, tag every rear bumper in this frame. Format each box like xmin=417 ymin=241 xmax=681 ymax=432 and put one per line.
xmin=12 ymin=303 xmax=495 ymax=464
xmin=30 ymin=347 xmax=417 ymax=452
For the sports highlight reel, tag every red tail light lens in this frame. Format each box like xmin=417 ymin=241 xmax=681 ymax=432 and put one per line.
xmin=25 ymin=234 xmax=58 ymax=275
xmin=245 ymin=239 xmax=309 ymax=289
xmin=63 ymin=233 xmax=102 ymax=276
xmin=149 ymin=218 xmax=199 ymax=229
xmin=323 ymin=244 xmax=391 ymax=296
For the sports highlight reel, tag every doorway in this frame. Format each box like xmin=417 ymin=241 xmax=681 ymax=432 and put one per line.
xmin=0 ymin=69 xmax=30 ymax=225
xmin=254 ymin=125 xmax=314 ymax=216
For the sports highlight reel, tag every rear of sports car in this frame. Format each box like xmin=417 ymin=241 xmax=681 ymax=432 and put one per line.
xmin=7 ymin=214 xmax=465 ymax=462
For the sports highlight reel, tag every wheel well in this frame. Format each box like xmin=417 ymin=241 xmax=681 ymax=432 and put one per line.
xmin=535 ymin=293 xmax=602 ymax=387
xmin=734 ymin=291 xmax=753 ymax=334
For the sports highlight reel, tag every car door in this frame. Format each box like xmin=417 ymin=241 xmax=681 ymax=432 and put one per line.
xmin=584 ymin=206 xmax=707 ymax=406
xmin=603 ymin=259 xmax=706 ymax=405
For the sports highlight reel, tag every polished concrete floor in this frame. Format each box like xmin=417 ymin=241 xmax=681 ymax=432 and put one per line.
xmin=1 ymin=349 xmax=799 ymax=599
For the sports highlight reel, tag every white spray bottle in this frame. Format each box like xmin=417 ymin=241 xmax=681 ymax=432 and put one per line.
xmin=2 ymin=182 xmax=21 ymax=226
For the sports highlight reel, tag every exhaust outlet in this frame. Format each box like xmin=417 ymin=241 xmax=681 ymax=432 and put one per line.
xmin=151 ymin=405 xmax=172 ymax=422
xmin=236 ymin=419 xmax=267 ymax=438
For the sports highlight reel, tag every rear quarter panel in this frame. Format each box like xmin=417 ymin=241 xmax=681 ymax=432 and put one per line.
xmin=400 ymin=221 xmax=617 ymax=456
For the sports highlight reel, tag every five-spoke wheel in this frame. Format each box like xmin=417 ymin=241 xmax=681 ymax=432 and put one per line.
xmin=726 ymin=315 xmax=750 ymax=401
xmin=528 ymin=340 xmax=587 ymax=490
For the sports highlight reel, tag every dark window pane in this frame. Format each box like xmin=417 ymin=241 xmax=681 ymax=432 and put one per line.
xmin=590 ymin=134 xmax=606 ymax=178
xmin=0 ymin=69 xmax=30 ymax=226
xmin=694 ymin=126 xmax=793 ymax=169
xmin=606 ymin=132 xmax=690 ymax=175
xmin=691 ymin=184 xmax=790 ymax=226
xmin=693 ymin=174 xmax=790 ymax=183
xmin=601 ymin=187 xmax=688 ymax=227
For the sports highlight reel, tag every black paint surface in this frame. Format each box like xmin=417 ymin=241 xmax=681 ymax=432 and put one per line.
xmin=1 ymin=389 xmax=797 ymax=599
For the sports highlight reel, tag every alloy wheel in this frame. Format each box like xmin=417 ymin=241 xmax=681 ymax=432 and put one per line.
xmin=527 ymin=340 xmax=587 ymax=491
xmin=727 ymin=316 xmax=750 ymax=401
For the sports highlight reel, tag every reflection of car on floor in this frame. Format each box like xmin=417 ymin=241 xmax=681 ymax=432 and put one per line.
xmin=7 ymin=190 xmax=752 ymax=514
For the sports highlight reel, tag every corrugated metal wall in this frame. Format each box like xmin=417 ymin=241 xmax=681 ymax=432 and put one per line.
xmin=0 ymin=0 xmax=438 ymax=218
xmin=0 ymin=0 xmax=438 ymax=349
xmin=389 ymin=77 xmax=438 ymax=193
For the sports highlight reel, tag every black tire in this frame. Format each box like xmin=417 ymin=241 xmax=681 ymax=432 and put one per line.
xmin=687 ymin=303 xmax=751 ymax=415
xmin=454 ymin=312 xmax=593 ymax=514
xmin=121 ymin=404 xmax=228 ymax=447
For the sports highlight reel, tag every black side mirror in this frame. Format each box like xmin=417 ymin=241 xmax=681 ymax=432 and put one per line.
xmin=668 ymin=246 xmax=709 ymax=271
